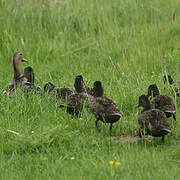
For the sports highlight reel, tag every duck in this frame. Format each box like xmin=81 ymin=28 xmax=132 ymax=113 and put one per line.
xmin=5 ymin=51 xmax=28 ymax=95
xmin=44 ymin=82 xmax=74 ymax=100
xmin=22 ymin=66 xmax=42 ymax=94
xmin=91 ymin=81 xmax=104 ymax=97
xmin=147 ymin=84 xmax=176 ymax=121
xmin=43 ymin=82 xmax=56 ymax=94
xmin=59 ymin=75 xmax=91 ymax=115
xmin=74 ymin=75 xmax=93 ymax=95
xmin=164 ymin=74 xmax=179 ymax=97
xmin=87 ymin=81 xmax=121 ymax=133
xmin=137 ymin=94 xmax=171 ymax=143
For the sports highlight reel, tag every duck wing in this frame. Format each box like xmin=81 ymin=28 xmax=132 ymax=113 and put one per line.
xmin=60 ymin=93 xmax=90 ymax=115
xmin=53 ymin=86 xmax=74 ymax=100
xmin=138 ymin=109 xmax=171 ymax=136
xmin=153 ymin=95 xmax=175 ymax=112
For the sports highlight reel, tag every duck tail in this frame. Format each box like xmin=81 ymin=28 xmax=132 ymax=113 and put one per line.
xmin=111 ymin=112 xmax=122 ymax=118
xmin=161 ymin=128 xmax=171 ymax=134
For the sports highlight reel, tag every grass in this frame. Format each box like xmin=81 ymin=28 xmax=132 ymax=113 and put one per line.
xmin=0 ymin=0 xmax=180 ymax=179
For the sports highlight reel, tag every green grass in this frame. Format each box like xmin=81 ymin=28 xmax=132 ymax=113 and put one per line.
xmin=0 ymin=0 xmax=180 ymax=179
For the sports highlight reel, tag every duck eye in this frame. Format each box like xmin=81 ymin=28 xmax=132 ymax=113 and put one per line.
xmin=20 ymin=53 xmax=22 ymax=56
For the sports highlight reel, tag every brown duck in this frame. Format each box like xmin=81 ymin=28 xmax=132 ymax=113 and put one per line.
xmin=22 ymin=66 xmax=42 ymax=93
xmin=59 ymin=75 xmax=90 ymax=115
xmin=147 ymin=84 xmax=176 ymax=121
xmin=87 ymin=81 xmax=121 ymax=133
xmin=74 ymin=75 xmax=93 ymax=95
xmin=44 ymin=82 xmax=74 ymax=100
xmin=137 ymin=94 xmax=171 ymax=143
xmin=44 ymin=82 xmax=56 ymax=94
xmin=5 ymin=51 xmax=28 ymax=95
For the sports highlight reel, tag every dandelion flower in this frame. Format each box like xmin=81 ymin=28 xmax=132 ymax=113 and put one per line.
xmin=152 ymin=72 xmax=155 ymax=75
xmin=115 ymin=162 xmax=120 ymax=165
xmin=71 ymin=157 xmax=75 ymax=160
xmin=109 ymin=160 xmax=114 ymax=165
xmin=31 ymin=131 xmax=34 ymax=134
xmin=79 ymin=118 xmax=83 ymax=120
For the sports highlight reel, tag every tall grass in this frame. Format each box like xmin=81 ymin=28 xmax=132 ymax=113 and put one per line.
xmin=0 ymin=0 xmax=180 ymax=179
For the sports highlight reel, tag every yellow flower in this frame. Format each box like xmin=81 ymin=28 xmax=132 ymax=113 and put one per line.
xmin=109 ymin=161 xmax=114 ymax=165
xmin=79 ymin=118 xmax=83 ymax=120
xmin=152 ymin=75 xmax=154 ymax=78
xmin=115 ymin=162 xmax=121 ymax=165
xmin=152 ymin=71 xmax=155 ymax=75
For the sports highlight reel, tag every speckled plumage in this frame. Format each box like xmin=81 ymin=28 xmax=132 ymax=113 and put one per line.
xmin=22 ymin=66 xmax=42 ymax=94
xmin=74 ymin=75 xmax=93 ymax=95
xmin=59 ymin=75 xmax=91 ymax=115
xmin=44 ymin=82 xmax=73 ymax=100
xmin=60 ymin=92 xmax=90 ymax=116
xmin=44 ymin=82 xmax=56 ymax=94
xmin=147 ymin=84 xmax=176 ymax=121
xmin=87 ymin=81 xmax=121 ymax=132
xmin=52 ymin=86 xmax=74 ymax=100
xmin=137 ymin=95 xmax=171 ymax=143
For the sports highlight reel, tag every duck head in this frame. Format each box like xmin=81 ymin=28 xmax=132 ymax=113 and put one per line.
xmin=12 ymin=51 xmax=28 ymax=79
xmin=137 ymin=94 xmax=151 ymax=110
xmin=147 ymin=84 xmax=160 ymax=98
xmin=164 ymin=74 xmax=174 ymax=85
xmin=74 ymin=75 xmax=86 ymax=93
xmin=93 ymin=81 xmax=104 ymax=97
xmin=24 ymin=66 xmax=35 ymax=84
xmin=44 ymin=82 xmax=55 ymax=93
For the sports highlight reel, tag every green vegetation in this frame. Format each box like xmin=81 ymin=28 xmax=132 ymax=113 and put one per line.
xmin=0 ymin=0 xmax=180 ymax=179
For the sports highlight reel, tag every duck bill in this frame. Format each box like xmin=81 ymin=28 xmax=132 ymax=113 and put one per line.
xmin=22 ymin=58 xmax=28 ymax=62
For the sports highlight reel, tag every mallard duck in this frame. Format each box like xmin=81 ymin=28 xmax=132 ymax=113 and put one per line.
xmin=5 ymin=51 xmax=28 ymax=95
xmin=24 ymin=66 xmax=35 ymax=84
xmin=92 ymin=81 xmax=104 ymax=97
xmin=53 ymin=86 xmax=74 ymax=100
xmin=74 ymin=75 xmax=93 ymax=95
xmin=59 ymin=75 xmax=90 ymax=115
xmin=164 ymin=74 xmax=179 ymax=97
xmin=59 ymin=92 xmax=89 ymax=115
xmin=137 ymin=94 xmax=171 ymax=143
xmin=44 ymin=82 xmax=56 ymax=94
xmin=87 ymin=81 xmax=121 ymax=133
xmin=147 ymin=84 xmax=176 ymax=121
xmin=44 ymin=82 xmax=73 ymax=100
xmin=22 ymin=66 xmax=42 ymax=94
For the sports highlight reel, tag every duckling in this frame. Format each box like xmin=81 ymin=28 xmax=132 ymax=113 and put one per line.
xmin=92 ymin=81 xmax=104 ymax=97
xmin=164 ymin=74 xmax=179 ymax=97
xmin=59 ymin=75 xmax=91 ymax=115
xmin=22 ymin=66 xmax=42 ymax=94
xmin=137 ymin=94 xmax=171 ymax=143
xmin=147 ymin=84 xmax=176 ymax=121
xmin=74 ymin=75 xmax=93 ymax=95
xmin=24 ymin=66 xmax=35 ymax=84
xmin=87 ymin=81 xmax=121 ymax=133
xmin=5 ymin=51 xmax=28 ymax=95
xmin=43 ymin=82 xmax=73 ymax=100
xmin=53 ymin=86 xmax=74 ymax=100
xmin=44 ymin=82 xmax=56 ymax=94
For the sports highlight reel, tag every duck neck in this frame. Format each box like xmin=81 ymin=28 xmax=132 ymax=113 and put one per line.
xmin=75 ymin=82 xmax=85 ymax=93
xmin=94 ymin=87 xmax=104 ymax=97
xmin=143 ymin=102 xmax=152 ymax=111
xmin=13 ymin=60 xmax=21 ymax=80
